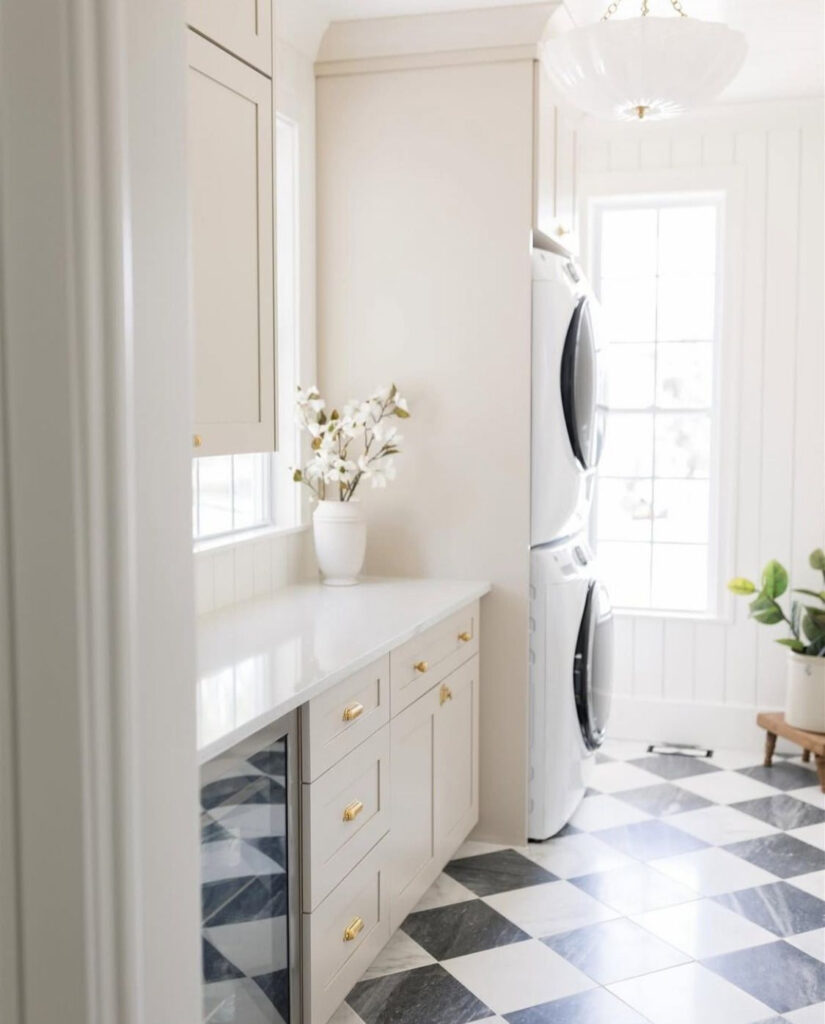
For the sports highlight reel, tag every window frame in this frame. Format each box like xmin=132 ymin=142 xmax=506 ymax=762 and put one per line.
xmin=580 ymin=166 xmax=744 ymax=622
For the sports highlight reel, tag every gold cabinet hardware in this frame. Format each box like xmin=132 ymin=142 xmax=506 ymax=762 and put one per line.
xmin=414 ymin=660 xmax=429 ymax=673
xmin=193 ymin=434 xmax=203 ymax=449
xmin=458 ymin=631 xmax=472 ymax=643
xmin=343 ymin=799 xmax=364 ymax=822
xmin=440 ymin=684 xmax=453 ymax=705
xmin=556 ymin=225 xmax=569 ymax=237
xmin=343 ymin=917 xmax=364 ymax=942
xmin=342 ymin=702 xmax=364 ymax=722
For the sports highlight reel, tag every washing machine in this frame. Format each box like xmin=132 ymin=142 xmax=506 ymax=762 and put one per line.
xmin=531 ymin=246 xmax=608 ymax=547
xmin=528 ymin=533 xmax=614 ymax=841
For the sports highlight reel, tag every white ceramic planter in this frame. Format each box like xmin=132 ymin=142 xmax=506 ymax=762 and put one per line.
xmin=312 ymin=500 xmax=367 ymax=586
xmin=785 ymin=653 xmax=825 ymax=733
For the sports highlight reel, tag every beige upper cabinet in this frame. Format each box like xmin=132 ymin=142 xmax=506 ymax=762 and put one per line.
xmin=187 ymin=31 xmax=275 ymax=457
xmin=533 ymin=61 xmax=578 ymax=244
xmin=187 ymin=0 xmax=272 ymax=75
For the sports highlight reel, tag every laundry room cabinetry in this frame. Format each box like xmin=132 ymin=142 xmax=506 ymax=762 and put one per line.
xmin=187 ymin=0 xmax=272 ymax=75
xmin=534 ymin=60 xmax=580 ymax=245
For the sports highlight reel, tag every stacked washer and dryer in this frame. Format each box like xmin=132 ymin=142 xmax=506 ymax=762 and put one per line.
xmin=528 ymin=238 xmax=615 ymax=841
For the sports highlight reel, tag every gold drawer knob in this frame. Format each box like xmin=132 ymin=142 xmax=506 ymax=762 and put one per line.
xmin=343 ymin=917 xmax=364 ymax=942
xmin=193 ymin=434 xmax=203 ymax=449
xmin=414 ymin=660 xmax=429 ymax=673
xmin=343 ymin=800 xmax=364 ymax=822
xmin=458 ymin=631 xmax=472 ymax=643
xmin=440 ymin=684 xmax=453 ymax=705
xmin=342 ymin=702 xmax=364 ymax=722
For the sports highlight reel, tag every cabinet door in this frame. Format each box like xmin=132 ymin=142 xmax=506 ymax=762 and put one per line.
xmin=434 ymin=655 xmax=479 ymax=861
xmin=533 ymin=62 xmax=579 ymax=246
xmin=389 ymin=687 xmax=439 ymax=930
xmin=187 ymin=0 xmax=272 ymax=76
xmin=187 ymin=31 xmax=275 ymax=457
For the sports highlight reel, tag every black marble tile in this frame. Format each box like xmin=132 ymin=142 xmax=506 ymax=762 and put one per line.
xmin=201 ymin=875 xmax=254 ymax=925
xmin=505 ymin=987 xmax=648 ymax=1024
xmin=401 ymin=898 xmax=530 ymax=959
xmin=347 ymin=963 xmax=492 ymax=1024
xmin=443 ymin=849 xmax=558 ymax=896
xmin=593 ymin=819 xmax=707 ymax=861
xmin=732 ymin=794 xmax=825 ymax=831
xmin=629 ymin=754 xmax=720 ymax=781
xmin=247 ymin=745 xmax=287 ymax=779
xmin=248 ymin=835 xmax=288 ymax=871
xmin=201 ymin=813 xmax=233 ymax=844
xmin=201 ymin=773 xmax=285 ymax=811
xmin=253 ymin=968 xmax=290 ymax=1022
xmin=725 ymin=833 xmax=825 ymax=879
xmin=614 ymin=782 xmax=712 ymax=817
xmin=203 ymin=873 xmax=288 ymax=927
xmin=714 ymin=881 xmax=825 ymax=936
xmin=703 ymin=940 xmax=825 ymax=1013
xmin=737 ymin=763 xmax=818 ymax=792
xmin=202 ymin=936 xmax=243 ymax=983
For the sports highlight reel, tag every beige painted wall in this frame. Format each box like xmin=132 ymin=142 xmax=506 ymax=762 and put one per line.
xmin=317 ymin=59 xmax=535 ymax=844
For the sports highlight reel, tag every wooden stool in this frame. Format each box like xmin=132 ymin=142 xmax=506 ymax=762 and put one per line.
xmin=757 ymin=711 xmax=825 ymax=792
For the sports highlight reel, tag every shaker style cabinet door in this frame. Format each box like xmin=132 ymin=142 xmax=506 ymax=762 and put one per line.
xmin=434 ymin=656 xmax=479 ymax=861
xmin=533 ymin=62 xmax=578 ymax=245
xmin=187 ymin=31 xmax=275 ymax=457
xmin=187 ymin=0 xmax=272 ymax=76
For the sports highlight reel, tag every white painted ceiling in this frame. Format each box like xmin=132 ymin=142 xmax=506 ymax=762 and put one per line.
xmin=280 ymin=0 xmax=824 ymax=102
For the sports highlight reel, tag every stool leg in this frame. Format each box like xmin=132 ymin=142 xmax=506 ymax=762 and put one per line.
xmin=802 ymin=748 xmax=811 ymax=763
xmin=816 ymin=755 xmax=825 ymax=794
xmin=764 ymin=731 xmax=777 ymax=767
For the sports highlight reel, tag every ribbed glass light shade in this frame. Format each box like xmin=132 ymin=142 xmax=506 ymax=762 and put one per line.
xmin=542 ymin=16 xmax=747 ymax=121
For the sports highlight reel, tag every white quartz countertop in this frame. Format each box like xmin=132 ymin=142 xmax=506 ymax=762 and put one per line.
xmin=197 ymin=577 xmax=491 ymax=763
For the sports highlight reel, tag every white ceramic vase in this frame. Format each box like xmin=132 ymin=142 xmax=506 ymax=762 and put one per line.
xmin=785 ymin=653 xmax=825 ymax=733
xmin=312 ymin=499 xmax=367 ymax=586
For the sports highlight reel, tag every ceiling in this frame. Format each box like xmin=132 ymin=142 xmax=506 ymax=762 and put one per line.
xmin=280 ymin=0 xmax=824 ymax=103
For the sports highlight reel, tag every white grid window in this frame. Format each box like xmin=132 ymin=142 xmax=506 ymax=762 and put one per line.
xmin=192 ymin=455 xmax=272 ymax=541
xmin=592 ymin=196 xmax=723 ymax=614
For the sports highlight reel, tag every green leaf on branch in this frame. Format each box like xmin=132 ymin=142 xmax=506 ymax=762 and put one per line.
xmin=761 ymin=560 xmax=789 ymax=599
xmin=292 ymin=469 xmax=302 ymax=482
xmin=728 ymin=577 xmax=756 ymax=595
xmin=795 ymin=588 xmax=825 ymax=603
xmin=810 ymin=548 xmax=825 ymax=571
xmin=802 ymin=612 xmax=825 ymax=643
xmin=749 ymin=591 xmax=784 ymax=625
xmin=394 ymin=407 xmax=410 ymax=418
xmin=776 ymin=638 xmax=806 ymax=653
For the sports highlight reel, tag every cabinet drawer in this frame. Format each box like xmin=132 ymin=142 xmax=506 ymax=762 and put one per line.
xmin=187 ymin=0 xmax=272 ymax=76
xmin=303 ymin=838 xmax=390 ymax=1024
xmin=302 ymin=655 xmax=390 ymax=782
xmin=390 ymin=602 xmax=479 ymax=713
xmin=302 ymin=726 xmax=390 ymax=912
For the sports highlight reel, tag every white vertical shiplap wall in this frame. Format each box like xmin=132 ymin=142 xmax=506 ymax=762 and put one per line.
xmin=579 ymin=100 xmax=824 ymax=742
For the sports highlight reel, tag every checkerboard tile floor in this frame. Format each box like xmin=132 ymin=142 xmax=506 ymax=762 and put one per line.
xmin=333 ymin=740 xmax=825 ymax=1024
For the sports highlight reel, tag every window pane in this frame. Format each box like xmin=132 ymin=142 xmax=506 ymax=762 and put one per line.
xmin=655 ymin=414 xmax=711 ymax=479
xmin=653 ymin=480 xmax=711 ymax=543
xmin=197 ymin=455 xmax=233 ymax=537
xmin=597 ymin=542 xmax=652 ymax=609
xmin=605 ymin=344 xmax=655 ymax=409
xmin=232 ymin=454 xmax=268 ymax=531
xmin=600 ymin=208 xmax=658 ymax=278
xmin=658 ymin=205 xmax=717 ymax=276
xmin=597 ymin=479 xmax=653 ymax=541
xmin=651 ymin=544 xmax=709 ymax=611
xmin=657 ymin=275 xmax=716 ymax=341
xmin=656 ymin=342 xmax=713 ymax=409
xmin=600 ymin=413 xmax=654 ymax=477
xmin=599 ymin=278 xmax=657 ymax=343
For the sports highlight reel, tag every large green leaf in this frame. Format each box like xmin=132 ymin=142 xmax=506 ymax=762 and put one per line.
xmin=810 ymin=548 xmax=825 ymax=571
xmin=762 ymin=560 xmax=789 ymax=599
xmin=749 ymin=591 xmax=784 ymax=625
xmin=776 ymin=638 xmax=806 ymax=653
xmin=728 ymin=577 xmax=756 ymax=595
xmin=794 ymin=588 xmax=825 ymax=604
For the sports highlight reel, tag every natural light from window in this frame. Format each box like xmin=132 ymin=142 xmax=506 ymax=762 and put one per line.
xmin=592 ymin=196 xmax=722 ymax=614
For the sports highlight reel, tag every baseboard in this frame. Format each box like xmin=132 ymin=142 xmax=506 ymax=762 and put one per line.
xmin=608 ymin=695 xmax=797 ymax=754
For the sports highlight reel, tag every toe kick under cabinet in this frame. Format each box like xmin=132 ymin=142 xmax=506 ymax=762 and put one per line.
xmin=300 ymin=600 xmax=481 ymax=1024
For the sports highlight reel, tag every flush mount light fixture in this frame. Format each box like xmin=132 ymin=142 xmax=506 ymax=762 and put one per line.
xmin=542 ymin=0 xmax=747 ymax=121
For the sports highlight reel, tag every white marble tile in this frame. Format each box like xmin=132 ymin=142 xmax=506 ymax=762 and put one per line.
xmin=361 ymin=929 xmax=436 ymax=980
xmin=413 ymin=872 xmax=476 ymax=911
xmin=789 ymin=824 xmax=825 ymax=851
xmin=785 ymin=1003 xmax=825 ymax=1024
xmin=520 ymin=833 xmax=636 ymax=879
xmin=791 ymin=786 xmax=825 ymax=810
xmin=573 ymin=862 xmax=699 ymax=915
xmin=200 ymin=837 xmax=284 ymax=883
xmin=327 ymin=1001 xmax=366 ymax=1024
xmin=203 ymin=978 xmax=274 ymax=1024
xmin=452 ymin=839 xmax=507 ymax=860
xmin=787 ymin=871 xmax=825 ymax=899
xmin=589 ymin=761 xmax=664 ymax=794
xmin=210 ymin=801 xmax=285 ymax=839
xmin=786 ymin=928 xmax=825 ymax=963
xmin=675 ymin=770 xmax=778 ymax=804
xmin=484 ymin=880 xmax=618 ymax=937
xmin=608 ymin=962 xmax=773 ymax=1024
xmin=569 ymin=794 xmax=652 ymax=831
xmin=707 ymin=749 xmax=766 ymax=771
xmin=632 ymin=898 xmax=775 ymax=959
xmin=205 ymin=916 xmax=288 ymax=976
xmin=668 ymin=804 xmax=779 ymax=846
xmin=442 ymin=938 xmax=594 ymax=1015
xmin=653 ymin=847 xmax=776 ymax=897
xmin=601 ymin=739 xmax=654 ymax=761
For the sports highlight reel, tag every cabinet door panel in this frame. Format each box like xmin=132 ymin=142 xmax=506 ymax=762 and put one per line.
xmin=187 ymin=32 xmax=275 ymax=456
xmin=434 ymin=656 xmax=479 ymax=860
xmin=188 ymin=0 xmax=272 ymax=76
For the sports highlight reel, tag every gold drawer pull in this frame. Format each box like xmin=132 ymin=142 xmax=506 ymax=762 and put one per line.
xmin=458 ymin=631 xmax=472 ymax=643
xmin=343 ymin=917 xmax=364 ymax=942
xmin=193 ymin=434 xmax=203 ymax=449
xmin=342 ymin=702 xmax=364 ymax=722
xmin=343 ymin=800 xmax=364 ymax=822
xmin=414 ymin=660 xmax=429 ymax=673
xmin=440 ymin=684 xmax=453 ymax=705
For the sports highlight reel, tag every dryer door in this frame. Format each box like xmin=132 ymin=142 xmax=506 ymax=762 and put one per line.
xmin=573 ymin=580 xmax=614 ymax=751
xmin=560 ymin=296 xmax=599 ymax=470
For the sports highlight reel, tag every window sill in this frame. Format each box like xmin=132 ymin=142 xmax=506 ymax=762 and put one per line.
xmin=193 ymin=521 xmax=309 ymax=556
xmin=614 ymin=608 xmax=733 ymax=626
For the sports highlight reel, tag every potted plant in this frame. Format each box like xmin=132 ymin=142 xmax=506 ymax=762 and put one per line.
xmin=292 ymin=384 xmax=410 ymax=586
xmin=729 ymin=549 xmax=825 ymax=732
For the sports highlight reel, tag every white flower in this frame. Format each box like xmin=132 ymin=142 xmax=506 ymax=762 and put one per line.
xmin=373 ymin=421 xmax=401 ymax=448
xmin=369 ymin=459 xmax=396 ymax=488
xmin=394 ymin=395 xmax=409 ymax=414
